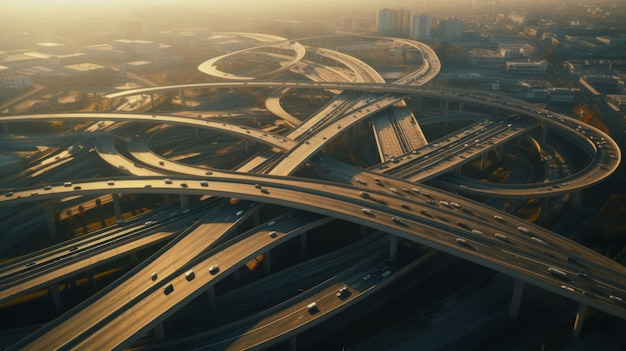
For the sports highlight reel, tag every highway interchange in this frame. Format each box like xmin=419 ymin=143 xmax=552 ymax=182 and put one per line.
xmin=0 ymin=33 xmax=624 ymax=350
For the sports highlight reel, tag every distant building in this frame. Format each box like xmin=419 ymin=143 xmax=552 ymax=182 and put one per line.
xmin=112 ymin=39 xmax=161 ymax=59
xmin=410 ymin=15 xmax=432 ymax=40
xmin=439 ymin=18 xmax=464 ymax=40
xmin=547 ymin=88 xmax=578 ymax=103
xmin=468 ymin=49 xmax=505 ymax=68
xmin=393 ymin=9 xmax=411 ymax=36
xmin=506 ymin=61 xmax=548 ymax=75
xmin=377 ymin=8 xmax=395 ymax=35
xmin=340 ymin=16 xmax=358 ymax=33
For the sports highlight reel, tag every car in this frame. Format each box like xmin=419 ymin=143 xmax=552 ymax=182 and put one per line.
xmin=336 ymin=286 xmax=350 ymax=298
xmin=145 ymin=220 xmax=156 ymax=226
xmin=390 ymin=187 xmax=399 ymax=194
xmin=517 ymin=226 xmax=530 ymax=234
xmin=609 ymin=295 xmax=623 ymax=303
xmin=471 ymin=229 xmax=484 ymax=235
xmin=200 ymin=181 xmax=209 ymax=187
xmin=269 ymin=231 xmax=277 ymax=238
xmin=439 ymin=200 xmax=451 ymax=207
xmin=362 ymin=274 xmax=372 ymax=281
xmin=456 ymin=221 xmax=471 ymax=230
xmin=374 ymin=178 xmax=383 ymax=186
xmin=163 ymin=283 xmax=174 ymax=295
xmin=180 ymin=183 xmax=188 ymax=188
xmin=205 ymin=171 xmax=213 ymax=175
xmin=382 ymin=270 xmax=391 ymax=278
xmin=359 ymin=191 xmax=370 ymax=198
xmin=577 ymin=272 xmax=589 ymax=278
xmin=4 ymin=192 xmax=13 ymax=197
xmin=459 ymin=184 xmax=468 ymax=189
xmin=63 ymin=182 xmax=72 ymax=187
xmin=151 ymin=273 xmax=158 ymax=281
xmin=456 ymin=238 xmax=471 ymax=246
xmin=450 ymin=202 xmax=461 ymax=209
xmin=159 ymin=161 xmax=165 ymax=166
xmin=494 ymin=233 xmax=508 ymax=241
xmin=235 ymin=210 xmax=244 ymax=216
xmin=208 ymin=265 xmax=219 ymax=275
xmin=267 ymin=220 xmax=276 ymax=226
xmin=392 ymin=216 xmax=404 ymax=225
xmin=144 ymin=184 xmax=152 ymax=188
xmin=107 ymin=180 xmax=115 ymax=186
xmin=307 ymin=302 xmax=319 ymax=314
xmin=164 ymin=178 xmax=173 ymax=184
xmin=43 ymin=185 xmax=52 ymax=190
xmin=493 ymin=215 xmax=504 ymax=222
xmin=185 ymin=270 xmax=195 ymax=281
xmin=261 ymin=188 xmax=269 ymax=194
xmin=361 ymin=208 xmax=373 ymax=216
xmin=401 ymin=204 xmax=411 ymax=210
xmin=355 ymin=178 xmax=366 ymax=185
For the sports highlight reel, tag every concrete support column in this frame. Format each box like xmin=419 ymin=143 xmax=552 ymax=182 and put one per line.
xmin=69 ymin=121 xmax=74 ymax=134
xmin=163 ymin=194 xmax=170 ymax=205
xmin=509 ymin=279 xmax=525 ymax=319
xmin=179 ymin=89 xmax=185 ymax=107
xmin=459 ymin=101 xmax=464 ymax=112
xmin=252 ymin=210 xmax=260 ymax=226
xmin=540 ymin=123 xmax=548 ymax=142
xmin=232 ymin=267 xmax=240 ymax=282
xmin=112 ymin=193 xmax=122 ymax=223
xmin=541 ymin=198 xmax=550 ymax=217
xmin=389 ymin=235 xmax=398 ymax=258
xmin=455 ymin=167 xmax=462 ymax=175
xmin=288 ymin=335 xmax=297 ymax=351
xmin=45 ymin=204 xmax=57 ymax=236
xmin=496 ymin=145 xmax=504 ymax=162
xmin=179 ymin=194 xmax=189 ymax=212
xmin=480 ymin=153 xmax=489 ymax=171
xmin=243 ymin=140 xmax=250 ymax=153
xmin=215 ymin=88 xmax=221 ymax=103
xmin=572 ymin=303 xmax=588 ymax=338
xmin=263 ymin=251 xmax=271 ymax=275
xmin=50 ymin=283 xmax=63 ymax=314
xmin=206 ymin=286 xmax=216 ymax=309
xmin=299 ymin=232 xmax=307 ymax=258
xmin=150 ymin=93 xmax=155 ymax=109
xmin=442 ymin=100 xmax=449 ymax=114
xmin=130 ymin=252 xmax=139 ymax=265
xmin=154 ymin=323 xmax=165 ymax=342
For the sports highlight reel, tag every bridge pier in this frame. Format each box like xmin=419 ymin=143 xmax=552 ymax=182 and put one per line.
xmin=572 ymin=303 xmax=587 ymax=338
xmin=300 ymin=232 xmax=307 ymax=258
xmin=45 ymin=204 xmax=57 ymax=236
xmin=480 ymin=152 xmax=489 ymax=171
xmin=112 ymin=193 xmax=122 ymax=223
xmin=179 ymin=194 xmax=189 ymax=212
xmin=288 ymin=335 xmax=297 ymax=351
xmin=540 ymin=123 xmax=548 ymax=143
xmin=179 ymin=89 xmax=185 ymax=107
xmin=50 ymin=283 xmax=63 ymax=314
xmin=263 ymin=251 xmax=272 ymax=275
xmin=496 ymin=145 xmax=504 ymax=162
xmin=154 ymin=323 xmax=165 ymax=342
xmin=150 ymin=93 xmax=155 ymax=109
xmin=389 ymin=235 xmax=398 ymax=258
xmin=509 ymin=279 xmax=525 ymax=319
xmin=441 ymin=100 xmax=449 ymax=114
xmin=206 ymin=286 xmax=216 ymax=309
xmin=458 ymin=101 xmax=464 ymax=112
xmin=232 ymin=267 xmax=240 ymax=282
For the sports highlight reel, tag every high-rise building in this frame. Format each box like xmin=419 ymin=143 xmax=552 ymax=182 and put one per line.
xmin=393 ymin=9 xmax=411 ymax=36
xmin=377 ymin=8 xmax=395 ymax=35
xmin=440 ymin=18 xmax=464 ymax=39
xmin=340 ymin=16 xmax=358 ymax=33
xmin=410 ymin=15 xmax=432 ymax=40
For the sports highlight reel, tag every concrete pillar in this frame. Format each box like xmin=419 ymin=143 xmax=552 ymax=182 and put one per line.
xmin=163 ymin=194 xmax=170 ymax=205
xmin=509 ymin=279 xmax=525 ymax=319
xmin=45 ymin=204 xmax=57 ymax=236
xmin=442 ymin=100 xmax=449 ymax=114
xmin=252 ymin=210 xmax=260 ymax=226
xmin=480 ymin=153 xmax=489 ymax=171
xmin=300 ymin=232 xmax=307 ymax=258
xmin=154 ymin=323 xmax=165 ymax=342
xmin=179 ymin=194 xmax=189 ymax=212
xmin=459 ymin=101 xmax=464 ymax=112
xmin=541 ymin=198 xmax=550 ymax=218
xmin=112 ymin=193 xmax=122 ymax=223
xmin=540 ymin=123 xmax=548 ymax=143
xmin=179 ymin=89 xmax=185 ymax=107
xmin=232 ymin=267 xmax=240 ymax=282
xmin=206 ymin=286 xmax=216 ymax=309
xmin=69 ymin=121 xmax=74 ymax=134
xmin=243 ymin=140 xmax=250 ymax=153
xmin=389 ymin=235 xmax=398 ymax=258
xmin=263 ymin=251 xmax=271 ymax=275
xmin=572 ymin=303 xmax=587 ymax=338
xmin=50 ymin=283 xmax=63 ymax=314
xmin=288 ymin=335 xmax=297 ymax=351
xmin=496 ymin=145 xmax=504 ymax=162
xmin=150 ymin=93 xmax=155 ymax=109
